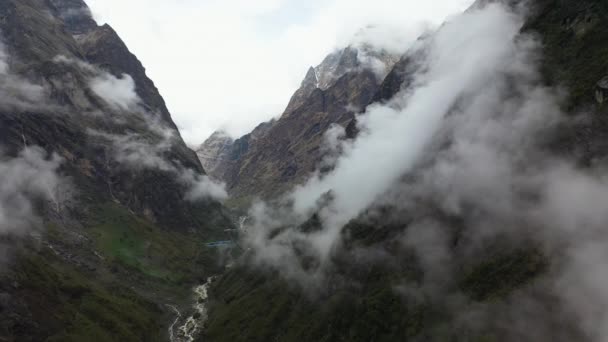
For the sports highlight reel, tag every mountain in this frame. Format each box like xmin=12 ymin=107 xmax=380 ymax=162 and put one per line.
xmin=5 ymin=0 xmax=608 ymax=341
xmin=197 ymin=130 xmax=234 ymax=176
xmin=0 ymin=0 xmax=233 ymax=341
xmin=197 ymin=46 xmax=398 ymax=208
xmin=200 ymin=0 xmax=608 ymax=341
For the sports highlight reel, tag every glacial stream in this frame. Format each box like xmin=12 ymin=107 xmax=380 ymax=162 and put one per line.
xmin=168 ymin=277 xmax=216 ymax=342
xmin=168 ymin=217 xmax=246 ymax=341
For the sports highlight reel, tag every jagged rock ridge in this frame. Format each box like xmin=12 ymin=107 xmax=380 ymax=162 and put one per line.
xmin=197 ymin=45 xmax=398 ymax=206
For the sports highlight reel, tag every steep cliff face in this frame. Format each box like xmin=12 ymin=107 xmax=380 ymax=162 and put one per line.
xmin=0 ymin=1 xmax=232 ymax=341
xmin=197 ymin=46 xmax=397 ymax=207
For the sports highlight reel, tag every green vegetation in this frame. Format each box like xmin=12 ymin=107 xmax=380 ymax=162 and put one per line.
xmin=204 ymin=266 xmax=430 ymax=342
xmin=6 ymin=251 xmax=164 ymax=342
xmin=461 ymin=249 xmax=547 ymax=301
xmin=86 ymin=202 xmax=220 ymax=285
xmin=203 ymin=243 xmax=547 ymax=342
xmin=525 ymin=0 xmax=608 ymax=109
xmin=2 ymin=202 xmax=227 ymax=341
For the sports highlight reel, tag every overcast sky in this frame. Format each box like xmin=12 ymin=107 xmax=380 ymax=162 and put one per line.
xmin=86 ymin=0 xmax=473 ymax=146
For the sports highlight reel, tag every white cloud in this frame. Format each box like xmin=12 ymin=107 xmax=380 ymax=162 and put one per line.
xmin=289 ymin=3 xmax=526 ymax=259
xmin=236 ymin=6 xmax=608 ymax=339
xmin=85 ymin=0 xmax=474 ymax=145
xmin=55 ymin=53 xmax=229 ymax=202
xmin=0 ymin=147 xmax=66 ymax=235
xmin=88 ymin=125 xmax=229 ymax=202
xmin=54 ymin=55 xmax=142 ymax=113
xmin=238 ymin=2 xmax=536 ymax=274
xmin=89 ymin=73 xmax=140 ymax=111
xmin=181 ymin=169 xmax=228 ymax=202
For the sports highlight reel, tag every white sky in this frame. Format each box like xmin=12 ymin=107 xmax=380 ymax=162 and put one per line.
xmin=86 ymin=0 xmax=473 ymax=146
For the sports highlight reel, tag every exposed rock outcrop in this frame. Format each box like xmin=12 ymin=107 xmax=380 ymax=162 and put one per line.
xmin=197 ymin=46 xmax=398 ymax=207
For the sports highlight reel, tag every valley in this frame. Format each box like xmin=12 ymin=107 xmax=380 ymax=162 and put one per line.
xmin=2 ymin=0 xmax=608 ymax=341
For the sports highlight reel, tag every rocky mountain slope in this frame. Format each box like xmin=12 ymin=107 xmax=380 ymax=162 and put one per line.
xmin=0 ymin=1 xmax=233 ymax=341
xmin=197 ymin=46 xmax=398 ymax=208
xmin=201 ymin=0 xmax=608 ymax=341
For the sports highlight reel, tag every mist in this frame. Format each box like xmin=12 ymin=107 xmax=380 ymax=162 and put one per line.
xmin=242 ymin=1 xmax=534 ymax=280
xmin=0 ymin=147 xmax=65 ymax=235
xmin=240 ymin=2 xmax=608 ymax=340
xmin=57 ymin=56 xmax=231 ymax=202
xmin=0 ymin=41 xmax=69 ymax=238
xmin=0 ymin=145 xmax=68 ymax=268
xmin=89 ymin=73 xmax=140 ymax=111
xmin=290 ymin=3 xmax=529 ymax=259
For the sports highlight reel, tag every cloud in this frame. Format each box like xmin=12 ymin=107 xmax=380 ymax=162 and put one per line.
xmin=85 ymin=0 xmax=474 ymax=144
xmin=0 ymin=146 xmax=66 ymax=236
xmin=87 ymin=129 xmax=174 ymax=172
xmin=55 ymin=53 xmax=229 ymax=202
xmin=235 ymin=2 xmax=608 ymax=339
xmin=0 ymin=42 xmax=69 ymax=238
xmin=88 ymin=117 xmax=229 ymax=202
xmin=181 ymin=169 xmax=229 ymax=201
xmin=241 ymin=2 xmax=531 ymax=274
xmin=287 ymin=3 xmax=528 ymax=260
xmin=72 ymin=1 xmax=608 ymax=339
xmin=89 ymin=124 xmax=229 ymax=202
xmin=89 ymin=73 xmax=140 ymax=111
xmin=54 ymin=55 xmax=143 ymax=113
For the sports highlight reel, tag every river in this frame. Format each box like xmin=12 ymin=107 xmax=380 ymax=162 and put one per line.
xmin=168 ymin=276 xmax=216 ymax=342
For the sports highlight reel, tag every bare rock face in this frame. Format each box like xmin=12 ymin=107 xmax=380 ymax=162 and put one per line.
xmin=285 ymin=46 xmax=398 ymax=115
xmin=284 ymin=67 xmax=319 ymax=114
xmin=196 ymin=131 xmax=234 ymax=177
xmin=197 ymin=46 xmax=398 ymax=208
xmin=47 ymin=0 xmax=97 ymax=34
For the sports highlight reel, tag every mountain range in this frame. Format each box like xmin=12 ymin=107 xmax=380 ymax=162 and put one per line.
xmin=2 ymin=0 xmax=608 ymax=341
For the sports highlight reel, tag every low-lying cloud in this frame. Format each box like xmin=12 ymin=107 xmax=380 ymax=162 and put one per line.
xmin=54 ymin=54 xmax=229 ymax=202
xmin=54 ymin=55 xmax=142 ymax=114
xmin=0 ymin=146 xmax=67 ymax=236
xmin=89 ymin=72 xmax=140 ymax=111
xmin=289 ymin=3 xmax=529 ymax=259
xmin=243 ymin=2 xmax=533 ymax=273
xmin=240 ymin=2 xmax=608 ymax=340
xmin=181 ymin=169 xmax=229 ymax=201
